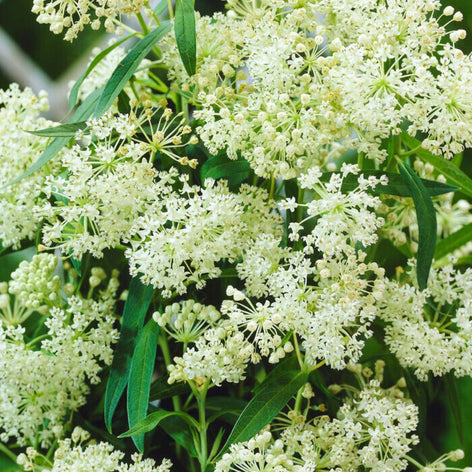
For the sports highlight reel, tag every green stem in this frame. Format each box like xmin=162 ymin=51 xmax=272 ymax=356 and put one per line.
xmin=294 ymin=387 xmax=304 ymax=414
xmin=292 ymin=333 xmax=304 ymax=370
xmin=158 ymin=334 xmax=182 ymax=412
xmin=269 ymin=175 xmax=276 ymax=200
xmin=296 ymin=186 xmax=305 ymax=223
xmin=136 ymin=12 xmax=150 ymax=35
xmin=404 ymin=454 xmax=425 ymax=470
xmin=196 ymin=381 xmax=210 ymax=472
xmin=26 ymin=333 xmax=50 ymax=348
xmin=167 ymin=0 xmax=174 ymax=18
xmin=357 ymin=151 xmax=365 ymax=169
xmin=0 ymin=443 xmax=18 ymax=463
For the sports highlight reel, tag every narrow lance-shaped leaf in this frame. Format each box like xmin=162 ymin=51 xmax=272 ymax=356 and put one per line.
xmin=218 ymin=369 xmax=308 ymax=457
xmin=119 ymin=409 xmax=199 ymax=437
xmin=200 ymin=155 xmax=251 ymax=187
xmin=6 ymin=87 xmax=102 ymax=188
xmin=104 ymin=277 xmax=154 ymax=432
xmin=435 ymin=222 xmax=472 ymax=261
xmin=94 ymin=22 xmax=172 ymax=118
xmin=68 ymin=34 xmax=135 ymax=111
xmin=398 ymin=162 xmax=437 ymax=290
xmin=174 ymin=0 xmax=197 ymax=77
xmin=27 ymin=122 xmax=88 ymax=138
xmin=402 ymin=132 xmax=472 ymax=198
xmin=323 ymin=170 xmax=457 ymax=197
xmin=127 ymin=319 xmax=160 ymax=452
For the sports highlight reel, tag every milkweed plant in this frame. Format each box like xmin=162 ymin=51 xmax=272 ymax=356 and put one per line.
xmin=1 ymin=0 xmax=472 ymax=471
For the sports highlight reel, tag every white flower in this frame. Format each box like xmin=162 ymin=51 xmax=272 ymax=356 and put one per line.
xmin=0 ymin=260 xmax=119 ymax=447
xmin=0 ymin=84 xmax=61 ymax=250
xmin=32 ymin=0 xmax=149 ymax=41
xmin=378 ymin=263 xmax=472 ymax=380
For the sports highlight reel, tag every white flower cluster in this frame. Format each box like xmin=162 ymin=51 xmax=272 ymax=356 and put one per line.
xmin=161 ymin=1 xmax=471 ymax=178
xmin=32 ymin=0 xmax=151 ymax=41
xmin=36 ymin=107 xmax=197 ymax=259
xmin=286 ymin=164 xmax=387 ymax=256
xmin=216 ymin=379 xmax=419 ymax=472
xmin=0 ymin=255 xmax=119 ymax=447
xmin=17 ymin=427 xmax=172 ymax=472
xmin=379 ymin=262 xmax=472 ymax=381
xmin=126 ymin=178 xmax=281 ymax=297
xmin=0 ymin=84 xmax=60 ymax=250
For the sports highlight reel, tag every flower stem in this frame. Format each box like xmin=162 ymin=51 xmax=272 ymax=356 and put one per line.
xmin=158 ymin=333 xmax=182 ymax=412
xmin=0 ymin=442 xmax=18 ymax=463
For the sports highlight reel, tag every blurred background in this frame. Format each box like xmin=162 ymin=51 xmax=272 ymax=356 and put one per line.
xmin=0 ymin=0 xmax=471 ymax=468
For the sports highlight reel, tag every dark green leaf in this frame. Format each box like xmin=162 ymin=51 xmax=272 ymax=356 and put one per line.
xmin=94 ymin=22 xmax=172 ymax=118
xmin=200 ymin=155 xmax=251 ymax=187
xmin=104 ymin=277 xmax=154 ymax=432
xmin=402 ymin=133 xmax=472 ymax=198
xmin=398 ymin=162 xmax=437 ymax=290
xmin=159 ymin=416 xmax=198 ymax=457
xmin=0 ymin=247 xmax=36 ymax=282
xmin=206 ymin=397 xmax=248 ymax=424
xmin=69 ymin=34 xmax=135 ymax=110
xmin=174 ymin=0 xmax=197 ymax=76
xmin=127 ymin=319 xmax=160 ymax=451
xmin=444 ymin=373 xmax=464 ymax=445
xmin=219 ymin=369 xmax=308 ymax=456
xmin=27 ymin=122 xmax=87 ymax=138
xmin=435 ymin=222 xmax=472 ymax=261
xmin=321 ymin=171 xmax=457 ymax=197
xmin=149 ymin=377 xmax=190 ymax=401
xmin=252 ymin=355 xmax=300 ymax=394
xmin=119 ymin=409 xmax=198 ymax=437
xmin=7 ymin=87 xmax=103 ymax=187
xmin=0 ymin=452 xmax=18 ymax=472
xmin=70 ymin=255 xmax=82 ymax=276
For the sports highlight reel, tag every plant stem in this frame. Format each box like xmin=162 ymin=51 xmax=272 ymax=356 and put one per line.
xmin=158 ymin=334 xmax=182 ymax=412
xmin=269 ymin=175 xmax=276 ymax=200
xmin=168 ymin=0 xmax=174 ymax=18
xmin=196 ymin=381 xmax=210 ymax=472
xmin=137 ymin=12 xmax=150 ymax=35
xmin=0 ymin=442 xmax=18 ymax=463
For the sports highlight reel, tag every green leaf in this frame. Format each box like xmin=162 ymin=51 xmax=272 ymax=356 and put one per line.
xmin=7 ymin=87 xmax=103 ymax=188
xmin=444 ymin=373 xmax=464 ymax=446
xmin=434 ymin=222 xmax=472 ymax=261
xmin=27 ymin=122 xmax=87 ymax=138
xmin=149 ymin=377 xmax=190 ymax=401
xmin=159 ymin=416 xmax=198 ymax=457
xmin=127 ymin=319 xmax=160 ymax=451
xmin=200 ymin=155 xmax=251 ymax=187
xmin=0 ymin=452 xmax=18 ymax=472
xmin=219 ymin=369 xmax=308 ymax=456
xmin=402 ymin=133 xmax=472 ymax=198
xmin=104 ymin=277 xmax=154 ymax=432
xmin=398 ymin=162 xmax=437 ymax=290
xmin=119 ymin=409 xmax=199 ymax=437
xmin=94 ymin=22 xmax=172 ymax=118
xmin=70 ymin=255 xmax=82 ymax=276
xmin=321 ymin=171 xmax=457 ymax=197
xmin=206 ymin=397 xmax=248 ymax=424
xmin=0 ymin=247 xmax=36 ymax=282
xmin=68 ymin=34 xmax=135 ymax=110
xmin=174 ymin=0 xmax=197 ymax=76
